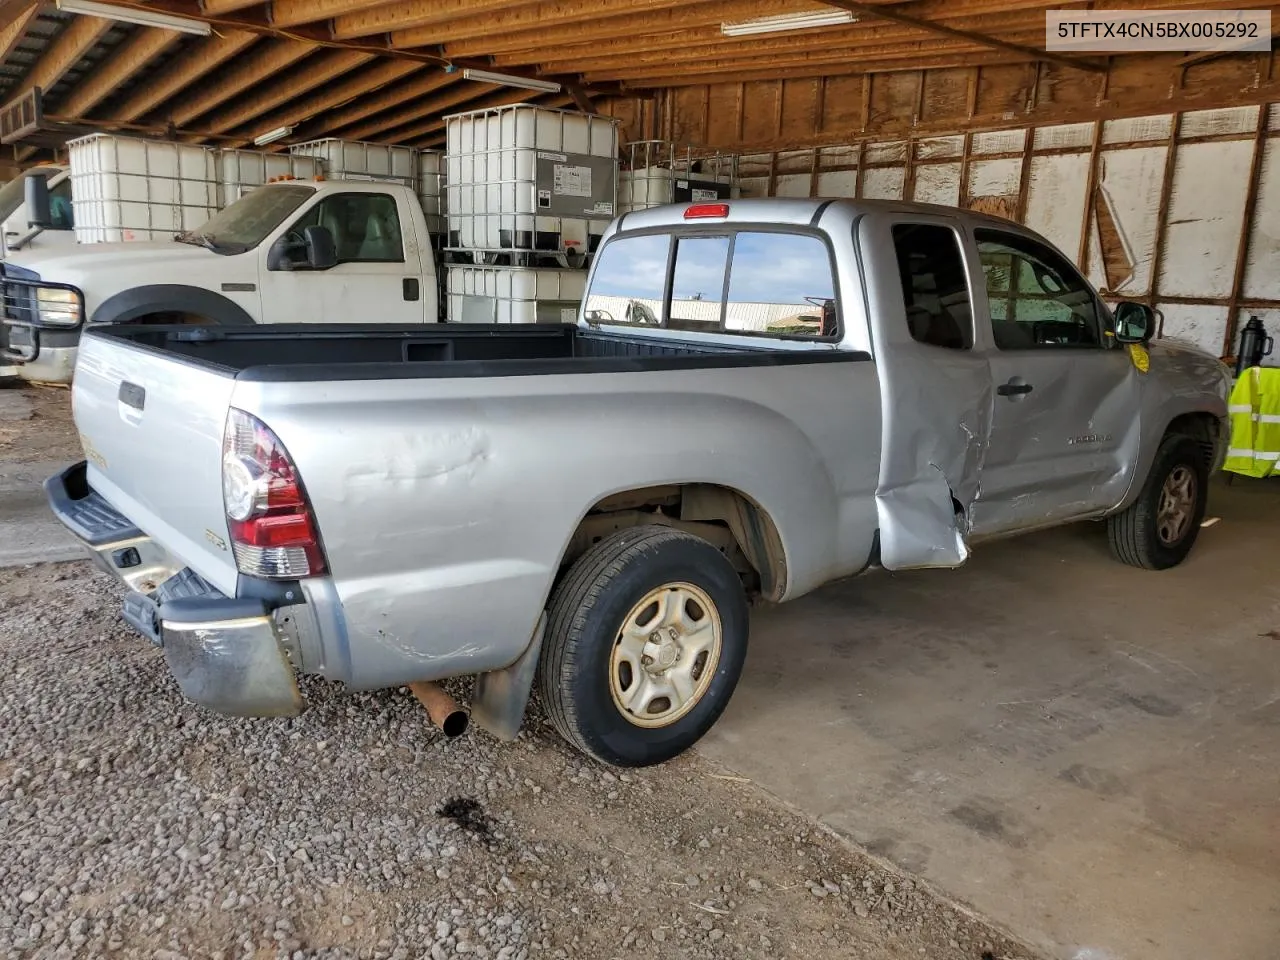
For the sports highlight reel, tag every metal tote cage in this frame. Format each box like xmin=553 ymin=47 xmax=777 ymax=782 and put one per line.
xmin=617 ymin=140 xmax=739 ymax=215
xmin=445 ymin=104 xmax=619 ymax=268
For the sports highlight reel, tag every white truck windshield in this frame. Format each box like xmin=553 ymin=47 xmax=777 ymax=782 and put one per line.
xmin=182 ymin=183 xmax=315 ymax=253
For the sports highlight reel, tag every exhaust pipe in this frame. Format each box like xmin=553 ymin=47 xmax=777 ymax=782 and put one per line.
xmin=409 ymin=681 xmax=469 ymax=738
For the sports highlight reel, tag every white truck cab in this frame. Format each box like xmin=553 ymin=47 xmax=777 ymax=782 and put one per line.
xmin=0 ymin=165 xmax=77 ymax=260
xmin=1 ymin=178 xmax=440 ymax=383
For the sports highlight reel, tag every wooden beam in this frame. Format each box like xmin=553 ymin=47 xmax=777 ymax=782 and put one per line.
xmin=444 ymin=0 xmax=803 ymax=57
xmin=163 ymin=39 xmax=316 ymax=127
xmin=567 ymin=83 xmax=595 ymax=115
xmin=105 ymin=29 xmax=257 ymax=121
xmin=615 ymin=53 xmax=1036 ymax=89
xmin=301 ymin=69 xmax=456 ymax=136
xmin=271 ymin=0 xmax=387 ymax=28
xmin=539 ymin=29 xmax=1050 ymax=75
xmin=57 ymin=27 xmax=181 ymax=118
xmin=335 ymin=79 xmax=496 ymax=141
xmin=196 ymin=48 xmax=375 ymax=135
xmin=821 ymin=0 xmax=1107 ymax=72
xmin=387 ymin=0 xmax=732 ymax=48
xmin=333 ymin=0 xmax=543 ymax=41
xmin=599 ymin=46 xmax=1036 ymax=83
xmin=200 ymin=0 xmax=266 ymax=13
xmin=0 ymin=2 xmax=37 ymax=62
xmin=12 ymin=14 xmax=113 ymax=102
xmin=229 ymin=58 xmax=423 ymax=145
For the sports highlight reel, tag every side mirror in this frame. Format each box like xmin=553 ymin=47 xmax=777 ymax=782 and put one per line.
xmin=1113 ymin=301 xmax=1154 ymax=344
xmin=23 ymin=173 xmax=50 ymax=229
xmin=303 ymin=225 xmax=337 ymax=271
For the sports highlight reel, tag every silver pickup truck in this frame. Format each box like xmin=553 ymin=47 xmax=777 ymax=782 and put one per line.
xmin=47 ymin=198 xmax=1229 ymax=767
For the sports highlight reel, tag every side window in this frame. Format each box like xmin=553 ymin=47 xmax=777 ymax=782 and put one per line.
xmin=891 ymin=223 xmax=972 ymax=350
xmin=582 ymin=233 xmax=670 ymax=326
xmin=48 ymin=179 xmax=73 ymax=231
xmin=288 ymin=193 xmax=403 ymax=263
xmin=725 ymin=232 xmax=837 ymax=338
xmin=670 ymin=236 xmax=729 ymax=332
xmin=976 ymin=229 xmax=1101 ymax=350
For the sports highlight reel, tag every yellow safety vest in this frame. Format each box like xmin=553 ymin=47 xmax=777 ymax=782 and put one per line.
xmin=1225 ymin=366 xmax=1280 ymax=479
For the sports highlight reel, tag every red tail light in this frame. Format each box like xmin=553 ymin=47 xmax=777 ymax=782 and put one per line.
xmin=684 ymin=203 xmax=729 ymax=219
xmin=222 ymin=409 xmax=327 ymax=579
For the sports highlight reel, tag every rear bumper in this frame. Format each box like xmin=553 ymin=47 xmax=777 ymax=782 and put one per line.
xmin=45 ymin=461 xmax=302 ymax=717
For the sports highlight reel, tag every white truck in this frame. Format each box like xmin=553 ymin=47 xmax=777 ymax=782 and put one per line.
xmin=1 ymin=175 xmax=442 ymax=382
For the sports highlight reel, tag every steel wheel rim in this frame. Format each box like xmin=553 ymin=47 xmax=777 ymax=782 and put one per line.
xmin=609 ymin=582 xmax=723 ymax=729
xmin=1156 ymin=465 xmax=1197 ymax=546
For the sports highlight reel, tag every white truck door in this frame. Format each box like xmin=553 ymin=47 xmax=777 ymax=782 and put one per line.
xmin=262 ymin=188 xmax=428 ymax=323
xmin=862 ymin=214 xmax=994 ymax=570
xmin=966 ymin=226 xmax=1139 ymax=536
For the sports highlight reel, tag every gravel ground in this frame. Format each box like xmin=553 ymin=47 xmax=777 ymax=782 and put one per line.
xmin=0 ymin=388 xmax=1038 ymax=960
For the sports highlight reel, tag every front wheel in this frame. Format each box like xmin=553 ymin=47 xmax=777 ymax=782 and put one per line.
xmin=1108 ymin=435 xmax=1209 ymax=570
xmin=539 ymin=525 xmax=749 ymax=767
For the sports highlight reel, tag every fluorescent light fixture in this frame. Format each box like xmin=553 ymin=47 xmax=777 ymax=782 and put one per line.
xmin=254 ymin=125 xmax=294 ymax=147
xmin=461 ymin=68 xmax=562 ymax=94
xmin=721 ymin=9 xmax=856 ymax=36
xmin=55 ymin=0 xmax=212 ymax=35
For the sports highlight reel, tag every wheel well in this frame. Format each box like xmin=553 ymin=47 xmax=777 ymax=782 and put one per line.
xmin=1164 ymin=412 xmax=1220 ymax=468
xmin=562 ymin=484 xmax=787 ymax=601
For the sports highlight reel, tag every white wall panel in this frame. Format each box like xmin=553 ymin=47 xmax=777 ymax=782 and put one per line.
xmin=1093 ymin=145 xmax=1168 ymax=297
xmin=1023 ymin=152 xmax=1090 ymax=261
xmin=862 ymin=166 xmax=905 ymax=200
xmin=1158 ymin=303 xmax=1229 ymax=356
xmin=1160 ymin=140 xmax=1253 ymax=298
xmin=1243 ymin=138 xmax=1280 ymax=300
xmin=912 ymin=162 xmax=961 ymax=206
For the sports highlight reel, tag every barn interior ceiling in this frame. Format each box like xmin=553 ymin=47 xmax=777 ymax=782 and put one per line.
xmin=0 ymin=0 xmax=1275 ymax=156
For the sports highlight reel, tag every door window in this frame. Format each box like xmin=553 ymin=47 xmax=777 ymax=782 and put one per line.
xmin=49 ymin=178 xmax=73 ymax=231
xmin=288 ymin=193 xmax=404 ymax=264
xmin=976 ymin=229 xmax=1102 ymax=350
xmin=891 ymin=223 xmax=972 ymax=350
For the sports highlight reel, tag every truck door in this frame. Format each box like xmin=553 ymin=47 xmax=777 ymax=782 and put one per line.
xmin=863 ymin=215 xmax=994 ymax=569
xmin=264 ymin=189 xmax=427 ymax=323
xmin=966 ymin=226 xmax=1139 ymax=536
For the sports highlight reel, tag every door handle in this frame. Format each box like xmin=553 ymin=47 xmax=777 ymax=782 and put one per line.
xmin=997 ymin=378 xmax=1034 ymax=397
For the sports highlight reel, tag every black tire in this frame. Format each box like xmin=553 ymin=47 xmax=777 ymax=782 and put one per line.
xmin=1108 ymin=434 xmax=1208 ymax=570
xmin=539 ymin=525 xmax=749 ymax=767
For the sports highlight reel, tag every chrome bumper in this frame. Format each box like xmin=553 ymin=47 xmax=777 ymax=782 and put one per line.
xmin=44 ymin=462 xmax=302 ymax=717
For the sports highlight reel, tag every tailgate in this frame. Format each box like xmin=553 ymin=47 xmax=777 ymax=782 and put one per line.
xmin=72 ymin=330 xmax=239 ymax=595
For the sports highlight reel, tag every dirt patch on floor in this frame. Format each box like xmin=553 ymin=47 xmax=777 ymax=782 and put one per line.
xmin=0 ymin=383 xmax=79 ymax=464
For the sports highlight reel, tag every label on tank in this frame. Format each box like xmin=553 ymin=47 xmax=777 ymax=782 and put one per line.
xmin=553 ymin=164 xmax=593 ymax=198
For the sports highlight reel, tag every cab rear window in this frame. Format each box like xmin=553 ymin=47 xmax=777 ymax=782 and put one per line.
xmin=583 ymin=229 xmax=839 ymax=340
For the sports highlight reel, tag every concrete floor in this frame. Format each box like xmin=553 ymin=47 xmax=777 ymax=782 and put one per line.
xmin=702 ymin=478 xmax=1280 ymax=960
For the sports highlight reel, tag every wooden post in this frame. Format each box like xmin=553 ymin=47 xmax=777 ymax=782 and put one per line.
xmin=1148 ymin=112 xmax=1184 ymax=313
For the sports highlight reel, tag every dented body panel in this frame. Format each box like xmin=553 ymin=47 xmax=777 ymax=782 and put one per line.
xmin=57 ymin=198 xmax=1229 ymax=723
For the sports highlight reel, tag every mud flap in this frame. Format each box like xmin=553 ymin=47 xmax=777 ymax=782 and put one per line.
xmin=877 ymin=464 xmax=969 ymax=570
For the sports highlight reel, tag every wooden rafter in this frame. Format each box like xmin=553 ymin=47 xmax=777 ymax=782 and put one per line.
xmin=332 ymin=0 xmax=533 ymax=40
xmin=229 ymin=58 xmax=423 ymax=144
xmin=0 ymin=1 xmax=37 ymax=63
xmin=105 ymin=30 xmax=258 ymax=122
xmin=12 ymin=14 xmax=112 ymax=102
xmin=303 ymin=70 xmax=457 ymax=136
xmin=163 ymin=39 xmax=317 ymax=127
xmin=58 ymin=27 xmax=181 ymax=117
xmin=334 ymin=79 xmax=493 ymax=141
xmin=388 ymin=0 xmax=754 ymax=49
xmin=197 ymin=47 xmax=375 ymax=135
xmin=271 ymin=0 xmax=387 ymax=28
xmin=821 ymin=0 xmax=1105 ymax=72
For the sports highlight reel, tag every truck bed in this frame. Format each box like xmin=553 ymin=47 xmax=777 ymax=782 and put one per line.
xmin=86 ymin=323 xmax=866 ymax=382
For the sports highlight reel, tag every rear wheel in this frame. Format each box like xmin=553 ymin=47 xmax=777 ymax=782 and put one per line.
xmin=1108 ymin=434 xmax=1208 ymax=570
xmin=539 ymin=525 xmax=749 ymax=767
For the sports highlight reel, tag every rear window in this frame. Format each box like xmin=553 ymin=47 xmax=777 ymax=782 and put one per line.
xmin=583 ymin=228 xmax=839 ymax=340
